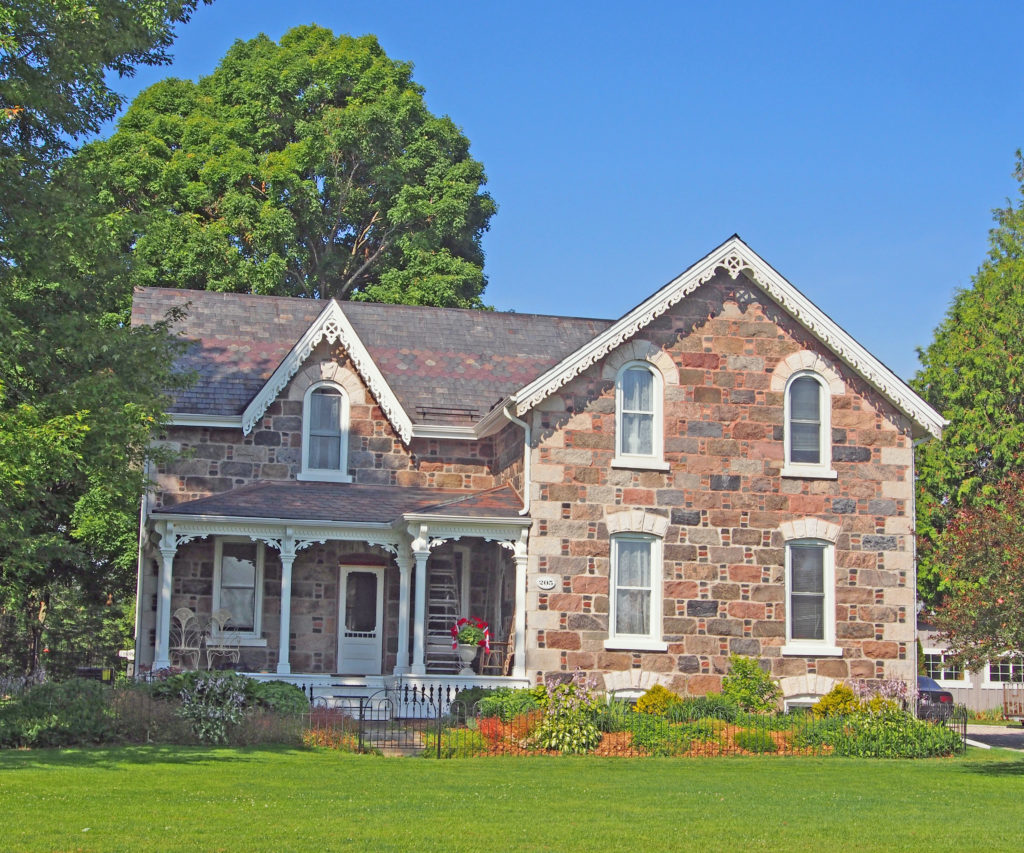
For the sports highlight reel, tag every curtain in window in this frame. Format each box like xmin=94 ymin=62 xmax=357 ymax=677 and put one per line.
xmin=789 ymin=377 xmax=821 ymax=463
xmin=790 ymin=544 xmax=824 ymax=640
xmin=615 ymin=539 xmax=651 ymax=635
xmin=620 ymin=368 xmax=654 ymax=456
xmin=309 ymin=388 xmax=342 ymax=469
xmin=220 ymin=544 xmax=257 ymax=631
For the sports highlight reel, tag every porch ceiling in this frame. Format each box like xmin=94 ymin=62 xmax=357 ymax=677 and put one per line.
xmin=151 ymin=480 xmax=526 ymax=525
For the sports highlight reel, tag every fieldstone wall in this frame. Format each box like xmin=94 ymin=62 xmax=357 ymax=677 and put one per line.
xmin=523 ymin=273 xmax=916 ymax=695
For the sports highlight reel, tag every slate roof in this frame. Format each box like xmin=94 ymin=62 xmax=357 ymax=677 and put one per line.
xmin=132 ymin=288 xmax=612 ymax=422
xmin=152 ymin=481 xmax=525 ymax=524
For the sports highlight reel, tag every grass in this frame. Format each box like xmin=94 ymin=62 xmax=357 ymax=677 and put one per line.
xmin=1 ymin=746 xmax=1023 ymax=851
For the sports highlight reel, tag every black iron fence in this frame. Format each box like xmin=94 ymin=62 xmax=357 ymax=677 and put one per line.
xmin=301 ymin=690 xmax=969 ymax=759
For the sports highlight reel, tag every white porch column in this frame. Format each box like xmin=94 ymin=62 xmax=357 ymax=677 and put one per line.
xmin=276 ymin=535 xmax=296 ymax=675
xmin=409 ymin=524 xmax=430 ymax=676
xmin=512 ymin=533 xmax=529 ymax=680
xmin=394 ymin=551 xmax=413 ymax=674
xmin=152 ymin=534 xmax=177 ymax=671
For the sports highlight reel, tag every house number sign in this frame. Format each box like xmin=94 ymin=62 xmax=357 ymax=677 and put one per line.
xmin=536 ymin=576 xmax=557 ymax=591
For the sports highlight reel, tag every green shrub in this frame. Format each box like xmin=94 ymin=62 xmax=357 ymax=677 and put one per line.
xmin=449 ymin=686 xmax=496 ymax=721
xmin=177 ymin=672 xmax=248 ymax=744
xmin=147 ymin=670 xmax=205 ymax=701
xmin=595 ymin=698 xmax=635 ymax=732
xmin=794 ymin=706 xmax=962 ymax=758
xmin=721 ymin=655 xmax=781 ymax=713
xmin=679 ymin=717 xmax=728 ymax=741
xmin=812 ymin=684 xmax=860 ymax=718
xmin=734 ymin=728 xmax=778 ymax=753
xmin=833 ymin=707 xmax=962 ymax=758
xmin=635 ymin=684 xmax=682 ymax=716
xmin=670 ymin=693 xmax=740 ymax=723
xmin=249 ymin=680 xmax=309 ymax=715
xmin=477 ymin=687 xmax=542 ymax=721
xmin=536 ymin=674 xmax=601 ymax=754
xmin=0 ymin=678 xmax=114 ymax=748
xmin=625 ymin=714 xmax=692 ymax=755
xmin=422 ymin=726 xmax=487 ymax=757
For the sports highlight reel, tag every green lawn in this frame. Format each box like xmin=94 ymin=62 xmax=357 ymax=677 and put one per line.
xmin=1 ymin=746 xmax=1022 ymax=852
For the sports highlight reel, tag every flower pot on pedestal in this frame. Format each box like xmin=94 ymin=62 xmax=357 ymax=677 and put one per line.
xmin=457 ymin=643 xmax=478 ymax=675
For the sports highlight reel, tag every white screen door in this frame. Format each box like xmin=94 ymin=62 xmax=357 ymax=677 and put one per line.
xmin=337 ymin=566 xmax=384 ymax=675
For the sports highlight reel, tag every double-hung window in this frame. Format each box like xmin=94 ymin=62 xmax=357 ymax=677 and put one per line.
xmin=986 ymin=658 xmax=1024 ymax=684
xmin=782 ymin=372 xmax=836 ymax=479
xmin=782 ymin=539 xmax=840 ymax=656
xmin=924 ymin=652 xmax=964 ymax=683
xmin=299 ymin=382 xmax=351 ymax=481
xmin=213 ymin=539 xmax=264 ymax=638
xmin=605 ymin=534 xmax=666 ymax=651
xmin=613 ymin=362 xmax=667 ymax=470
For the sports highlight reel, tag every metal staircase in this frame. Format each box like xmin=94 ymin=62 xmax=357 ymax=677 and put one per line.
xmin=425 ymin=564 xmax=462 ymax=673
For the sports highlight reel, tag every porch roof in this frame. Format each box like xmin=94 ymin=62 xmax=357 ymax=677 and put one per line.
xmin=151 ymin=481 xmax=526 ymax=524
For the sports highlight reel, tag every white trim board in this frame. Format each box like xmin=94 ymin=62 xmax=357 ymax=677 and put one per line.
xmin=510 ymin=235 xmax=946 ymax=439
xmin=240 ymin=300 xmax=414 ymax=443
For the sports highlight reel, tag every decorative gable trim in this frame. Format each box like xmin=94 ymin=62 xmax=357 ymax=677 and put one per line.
xmin=240 ymin=300 xmax=413 ymax=443
xmin=511 ymin=235 xmax=946 ymax=439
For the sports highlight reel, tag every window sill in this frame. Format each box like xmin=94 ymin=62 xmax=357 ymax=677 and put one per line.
xmin=611 ymin=457 xmax=670 ymax=472
xmin=297 ymin=470 xmax=353 ymax=483
xmin=781 ymin=643 xmax=843 ymax=657
xmin=604 ymin=638 xmax=668 ymax=652
xmin=780 ymin=466 xmax=837 ymax=480
xmin=209 ymin=635 xmax=267 ymax=647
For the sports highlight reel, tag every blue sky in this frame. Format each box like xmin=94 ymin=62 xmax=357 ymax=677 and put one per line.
xmin=107 ymin=0 xmax=1024 ymax=380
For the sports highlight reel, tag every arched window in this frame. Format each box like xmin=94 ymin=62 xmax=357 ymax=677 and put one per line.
xmin=613 ymin=362 xmax=667 ymax=469
xmin=300 ymin=382 xmax=351 ymax=482
xmin=783 ymin=372 xmax=835 ymax=478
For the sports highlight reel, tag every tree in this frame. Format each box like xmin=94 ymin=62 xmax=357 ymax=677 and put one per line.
xmin=912 ymin=153 xmax=1024 ymax=603
xmin=79 ymin=25 xmax=497 ymax=306
xmin=1 ymin=1 xmax=210 ymax=269
xmin=929 ymin=473 xmax=1024 ymax=671
xmin=0 ymin=1 xmax=205 ymax=675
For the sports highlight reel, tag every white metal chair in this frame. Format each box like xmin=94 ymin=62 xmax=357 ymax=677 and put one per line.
xmin=169 ymin=607 xmax=202 ymax=670
xmin=205 ymin=608 xmax=242 ymax=670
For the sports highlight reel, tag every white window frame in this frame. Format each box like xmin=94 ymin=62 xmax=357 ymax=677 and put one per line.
xmin=781 ymin=371 xmax=837 ymax=480
xmin=298 ymin=380 xmax=352 ymax=482
xmin=212 ymin=537 xmax=266 ymax=643
xmin=922 ymin=649 xmax=971 ymax=687
xmin=782 ymin=538 xmax=841 ymax=657
xmin=604 ymin=532 xmax=667 ymax=651
xmin=983 ymin=655 xmax=1024 ymax=688
xmin=611 ymin=361 xmax=669 ymax=471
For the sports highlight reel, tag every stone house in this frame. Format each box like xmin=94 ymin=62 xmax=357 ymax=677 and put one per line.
xmin=132 ymin=235 xmax=945 ymax=706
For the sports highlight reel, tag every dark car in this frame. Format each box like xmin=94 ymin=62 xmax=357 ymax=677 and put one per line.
xmin=917 ymin=675 xmax=955 ymax=721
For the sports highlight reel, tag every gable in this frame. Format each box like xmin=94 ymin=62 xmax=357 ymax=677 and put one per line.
xmin=510 ymin=235 xmax=945 ymax=439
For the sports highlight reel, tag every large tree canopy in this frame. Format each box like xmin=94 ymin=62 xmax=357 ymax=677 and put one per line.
xmin=0 ymin=1 xmax=204 ymax=675
xmin=1 ymin=1 xmax=209 ymax=269
xmin=81 ymin=25 xmax=497 ymax=305
xmin=912 ymin=154 xmax=1024 ymax=603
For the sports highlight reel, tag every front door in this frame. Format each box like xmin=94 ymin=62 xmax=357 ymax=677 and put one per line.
xmin=337 ymin=566 xmax=384 ymax=675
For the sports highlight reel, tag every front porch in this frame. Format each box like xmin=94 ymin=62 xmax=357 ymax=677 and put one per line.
xmin=136 ymin=481 xmax=532 ymax=685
